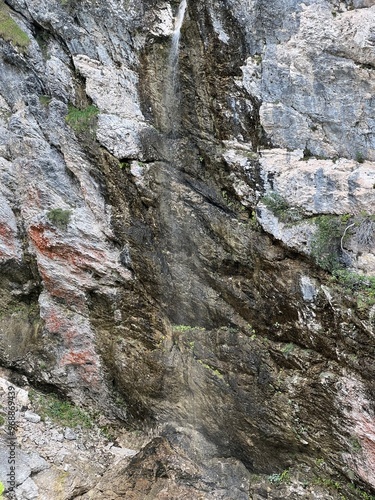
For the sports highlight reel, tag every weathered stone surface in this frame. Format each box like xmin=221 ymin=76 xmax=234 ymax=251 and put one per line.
xmin=15 ymin=477 xmax=39 ymax=500
xmin=24 ymin=411 xmax=41 ymax=423
xmin=241 ymin=3 xmax=375 ymax=161
xmin=259 ymin=149 xmax=375 ymax=215
xmin=0 ymin=0 xmax=374 ymax=498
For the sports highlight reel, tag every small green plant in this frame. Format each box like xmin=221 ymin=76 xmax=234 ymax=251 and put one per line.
xmin=221 ymin=190 xmax=235 ymax=208
xmin=302 ymin=147 xmax=314 ymax=160
xmin=100 ymin=425 xmax=116 ymax=441
xmin=198 ymin=360 xmax=224 ymax=379
xmin=334 ymin=270 xmax=375 ymax=293
xmin=314 ymin=477 xmax=342 ymax=491
xmin=173 ymin=325 xmax=193 ymax=332
xmin=65 ymin=104 xmax=99 ymax=135
xmin=39 ymin=95 xmax=52 ymax=107
xmin=310 ymin=215 xmax=347 ymax=272
xmin=261 ymin=192 xmax=303 ymax=223
xmin=262 ymin=192 xmax=289 ymax=214
xmin=282 ymin=343 xmax=295 ymax=355
xmin=315 ymin=457 xmax=326 ymax=468
xmin=350 ymin=485 xmax=375 ymax=500
xmin=356 ymin=151 xmax=365 ymax=164
xmin=349 ymin=436 xmax=362 ymax=452
xmin=173 ymin=325 xmax=205 ymax=333
xmin=30 ymin=390 xmax=92 ymax=428
xmin=0 ymin=2 xmax=30 ymax=51
xmin=333 ymin=270 xmax=375 ymax=309
xmin=0 ymin=481 xmax=4 ymax=497
xmin=0 ymin=414 xmax=5 ymax=426
xmin=268 ymin=469 xmax=290 ymax=483
xmin=47 ymin=208 xmax=72 ymax=229
xmin=119 ymin=160 xmax=130 ymax=169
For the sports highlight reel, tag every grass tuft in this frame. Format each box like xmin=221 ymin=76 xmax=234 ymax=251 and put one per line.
xmin=66 ymin=104 xmax=99 ymax=135
xmin=0 ymin=2 xmax=30 ymax=51
xmin=29 ymin=390 xmax=92 ymax=429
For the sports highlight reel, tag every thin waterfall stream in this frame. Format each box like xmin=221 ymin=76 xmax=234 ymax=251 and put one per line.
xmin=164 ymin=0 xmax=187 ymax=136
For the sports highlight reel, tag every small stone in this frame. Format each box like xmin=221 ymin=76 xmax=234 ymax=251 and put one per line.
xmin=50 ymin=430 xmax=64 ymax=442
xmin=64 ymin=428 xmax=77 ymax=440
xmin=109 ymin=446 xmax=137 ymax=458
xmin=28 ymin=452 xmax=48 ymax=473
xmin=15 ymin=477 xmax=39 ymax=500
xmin=24 ymin=411 xmax=41 ymax=423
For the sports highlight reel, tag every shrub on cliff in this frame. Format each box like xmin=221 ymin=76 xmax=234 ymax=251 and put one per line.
xmin=47 ymin=208 xmax=71 ymax=229
xmin=310 ymin=215 xmax=347 ymax=272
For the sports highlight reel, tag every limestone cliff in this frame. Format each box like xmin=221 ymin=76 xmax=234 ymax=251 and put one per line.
xmin=0 ymin=0 xmax=374 ymax=498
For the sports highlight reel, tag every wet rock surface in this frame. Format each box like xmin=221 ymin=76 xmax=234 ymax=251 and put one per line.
xmin=0 ymin=0 xmax=374 ymax=498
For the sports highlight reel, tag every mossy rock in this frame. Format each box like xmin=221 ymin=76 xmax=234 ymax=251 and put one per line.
xmin=0 ymin=2 xmax=30 ymax=51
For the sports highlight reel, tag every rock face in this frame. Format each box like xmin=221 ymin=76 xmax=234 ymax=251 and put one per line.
xmin=0 ymin=0 xmax=374 ymax=498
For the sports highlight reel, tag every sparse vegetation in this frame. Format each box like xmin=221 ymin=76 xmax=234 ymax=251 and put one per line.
xmin=334 ymin=270 xmax=375 ymax=294
xmin=313 ymin=475 xmax=375 ymax=500
xmin=39 ymin=95 xmax=52 ymax=107
xmin=262 ymin=191 xmax=289 ymax=214
xmin=313 ymin=477 xmax=342 ymax=491
xmin=47 ymin=208 xmax=72 ymax=229
xmin=261 ymin=192 xmax=304 ymax=223
xmin=0 ymin=481 xmax=4 ymax=497
xmin=0 ymin=2 xmax=30 ymax=51
xmin=197 ymin=360 xmax=224 ymax=379
xmin=0 ymin=414 xmax=5 ymax=426
xmin=282 ymin=343 xmax=295 ymax=355
xmin=65 ymin=104 xmax=99 ymax=135
xmin=332 ymin=270 xmax=375 ymax=309
xmin=349 ymin=436 xmax=362 ymax=452
xmin=356 ymin=151 xmax=365 ymax=164
xmin=268 ymin=469 xmax=290 ymax=483
xmin=310 ymin=215 xmax=348 ymax=272
xmin=119 ymin=160 xmax=130 ymax=169
xmin=315 ymin=457 xmax=326 ymax=468
xmin=29 ymin=390 xmax=92 ymax=428
xmin=245 ymin=323 xmax=256 ymax=335
xmin=349 ymin=484 xmax=375 ymax=500
xmin=173 ymin=325 xmax=206 ymax=333
xmin=355 ymin=216 xmax=375 ymax=247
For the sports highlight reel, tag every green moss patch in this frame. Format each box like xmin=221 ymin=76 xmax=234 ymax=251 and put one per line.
xmin=29 ymin=390 xmax=92 ymax=428
xmin=0 ymin=2 xmax=30 ymax=51
xmin=66 ymin=104 xmax=99 ymax=135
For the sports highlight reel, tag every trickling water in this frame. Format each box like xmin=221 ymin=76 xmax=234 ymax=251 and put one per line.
xmin=169 ymin=0 xmax=187 ymax=83
xmin=164 ymin=0 xmax=187 ymax=136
